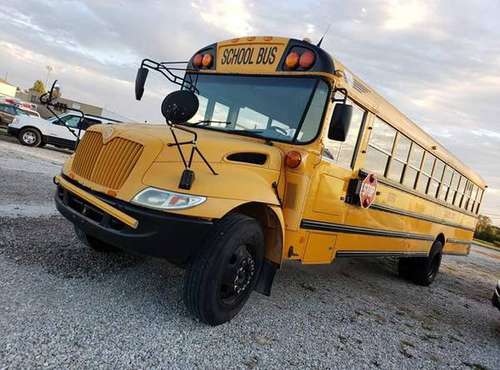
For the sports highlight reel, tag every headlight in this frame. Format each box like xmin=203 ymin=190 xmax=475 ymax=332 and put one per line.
xmin=131 ymin=187 xmax=206 ymax=210
xmin=11 ymin=117 xmax=18 ymax=125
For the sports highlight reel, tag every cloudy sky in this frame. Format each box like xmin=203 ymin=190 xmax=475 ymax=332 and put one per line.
xmin=1 ymin=0 xmax=499 ymax=224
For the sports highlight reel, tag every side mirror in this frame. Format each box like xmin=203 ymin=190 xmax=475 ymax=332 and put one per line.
xmin=328 ymin=103 xmax=353 ymax=141
xmin=135 ymin=67 xmax=149 ymax=100
xmin=161 ymin=90 xmax=199 ymax=124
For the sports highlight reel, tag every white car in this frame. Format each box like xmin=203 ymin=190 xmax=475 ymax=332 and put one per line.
xmin=7 ymin=112 xmax=121 ymax=150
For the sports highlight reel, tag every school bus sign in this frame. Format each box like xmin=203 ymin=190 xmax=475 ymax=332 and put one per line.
xmin=216 ymin=37 xmax=288 ymax=73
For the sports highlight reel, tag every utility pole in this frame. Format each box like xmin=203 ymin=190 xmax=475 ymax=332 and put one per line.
xmin=45 ymin=65 xmax=53 ymax=88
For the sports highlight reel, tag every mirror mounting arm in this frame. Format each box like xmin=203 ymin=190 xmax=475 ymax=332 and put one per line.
xmin=39 ymin=80 xmax=85 ymax=149
xmin=332 ymin=87 xmax=349 ymax=104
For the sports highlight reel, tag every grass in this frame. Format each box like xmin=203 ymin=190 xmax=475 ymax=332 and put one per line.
xmin=473 ymin=238 xmax=500 ymax=251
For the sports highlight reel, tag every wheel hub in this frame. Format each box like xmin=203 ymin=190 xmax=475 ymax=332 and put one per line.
xmin=233 ymin=256 xmax=255 ymax=295
xmin=23 ymin=132 xmax=36 ymax=144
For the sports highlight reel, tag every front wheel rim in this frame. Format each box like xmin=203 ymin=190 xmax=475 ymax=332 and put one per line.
xmin=219 ymin=244 xmax=256 ymax=305
xmin=22 ymin=131 xmax=36 ymax=144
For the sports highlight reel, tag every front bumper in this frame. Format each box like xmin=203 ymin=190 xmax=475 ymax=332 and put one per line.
xmin=7 ymin=126 xmax=19 ymax=137
xmin=55 ymin=177 xmax=213 ymax=264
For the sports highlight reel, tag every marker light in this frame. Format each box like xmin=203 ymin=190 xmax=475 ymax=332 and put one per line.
xmin=192 ymin=54 xmax=203 ymax=67
xmin=285 ymin=151 xmax=302 ymax=168
xmin=202 ymin=53 xmax=213 ymax=68
xmin=299 ymin=50 xmax=315 ymax=69
xmin=132 ymin=187 xmax=206 ymax=210
xmin=285 ymin=52 xmax=300 ymax=70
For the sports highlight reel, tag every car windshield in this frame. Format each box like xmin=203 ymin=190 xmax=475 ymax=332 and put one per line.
xmin=184 ymin=74 xmax=330 ymax=143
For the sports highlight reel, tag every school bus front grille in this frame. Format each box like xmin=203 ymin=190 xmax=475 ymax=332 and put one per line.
xmin=72 ymin=131 xmax=143 ymax=190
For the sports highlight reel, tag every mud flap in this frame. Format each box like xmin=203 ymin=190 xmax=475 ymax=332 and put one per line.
xmin=254 ymin=259 xmax=278 ymax=296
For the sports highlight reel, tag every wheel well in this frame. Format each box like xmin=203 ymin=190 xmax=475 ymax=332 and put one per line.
xmin=436 ymin=233 xmax=445 ymax=248
xmin=19 ymin=125 xmax=43 ymax=137
xmin=231 ymin=202 xmax=283 ymax=265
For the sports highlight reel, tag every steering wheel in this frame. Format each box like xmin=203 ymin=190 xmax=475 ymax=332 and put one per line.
xmin=269 ymin=125 xmax=289 ymax=137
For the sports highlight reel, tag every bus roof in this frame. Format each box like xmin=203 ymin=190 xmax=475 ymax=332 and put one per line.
xmin=332 ymin=58 xmax=486 ymax=189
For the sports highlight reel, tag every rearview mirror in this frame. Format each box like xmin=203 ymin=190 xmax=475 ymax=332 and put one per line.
xmin=135 ymin=67 xmax=149 ymax=100
xmin=161 ymin=90 xmax=199 ymax=124
xmin=328 ymin=103 xmax=353 ymax=141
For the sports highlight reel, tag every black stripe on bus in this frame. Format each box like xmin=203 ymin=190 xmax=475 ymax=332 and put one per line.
xmin=300 ymin=219 xmax=434 ymax=241
xmin=335 ymin=251 xmax=429 ymax=258
xmin=370 ymin=203 xmax=475 ymax=232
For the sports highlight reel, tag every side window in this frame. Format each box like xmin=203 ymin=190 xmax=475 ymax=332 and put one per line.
xmin=81 ymin=118 xmax=101 ymax=130
xmin=474 ymin=188 xmax=483 ymax=214
xmin=439 ymin=166 xmax=453 ymax=201
xmin=447 ymin=171 xmax=459 ymax=204
xmin=470 ymin=184 xmax=478 ymax=212
xmin=212 ymin=102 xmax=230 ymax=125
xmin=364 ymin=117 xmax=396 ymax=175
xmin=402 ymin=143 xmax=423 ymax=188
xmin=428 ymin=159 xmax=444 ymax=197
xmin=387 ymin=133 xmax=410 ymax=182
xmin=454 ymin=176 xmax=466 ymax=207
xmin=58 ymin=115 xmax=81 ymax=129
xmin=416 ymin=152 xmax=435 ymax=194
xmin=236 ymin=107 xmax=268 ymax=130
xmin=323 ymin=100 xmax=365 ymax=168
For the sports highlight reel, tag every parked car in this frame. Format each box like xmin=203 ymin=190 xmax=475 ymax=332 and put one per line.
xmin=7 ymin=112 xmax=121 ymax=149
xmin=0 ymin=102 xmax=40 ymax=127
xmin=493 ymin=280 xmax=500 ymax=310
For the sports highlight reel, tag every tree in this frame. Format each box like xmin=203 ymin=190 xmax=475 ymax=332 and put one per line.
xmin=31 ymin=80 xmax=46 ymax=94
xmin=474 ymin=215 xmax=497 ymax=243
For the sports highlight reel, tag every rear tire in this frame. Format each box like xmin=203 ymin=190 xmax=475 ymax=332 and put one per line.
xmin=18 ymin=127 xmax=42 ymax=147
xmin=74 ymin=226 xmax=119 ymax=253
xmin=398 ymin=241 xmax=443 ymax=286
xmin=183 ymin=213 xmax=264 ymax=326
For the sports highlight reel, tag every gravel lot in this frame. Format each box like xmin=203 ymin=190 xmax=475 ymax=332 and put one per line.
xmin=0 ymin=136 xmax=499 ymax=369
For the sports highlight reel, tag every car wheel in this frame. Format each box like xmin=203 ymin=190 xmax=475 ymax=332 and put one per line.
xmin=183 ymin=213 xmax=264 ymax=326
xmin=74 ymin=226 xmax=119 ymax=253
xmin=400 ymin=241 xmax=443 ymax=286
xmin=18 ymin=127 xmax=42 ymax=147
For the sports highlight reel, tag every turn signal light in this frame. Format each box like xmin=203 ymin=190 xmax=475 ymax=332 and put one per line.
xmin=285 ymin=151 xmax=302 ymax=168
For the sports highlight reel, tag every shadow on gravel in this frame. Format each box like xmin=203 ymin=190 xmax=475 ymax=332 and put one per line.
xmin=0 ymin=216 xmax=144 ymax=280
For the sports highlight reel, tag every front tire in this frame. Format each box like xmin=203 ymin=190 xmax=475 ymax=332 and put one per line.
xmin=18 ymin=127 xmax=42 ymax=147
xmin=399 ymin=241 xmax=443 ymax=286
xmin=183 ymin=213 xmax=264 ymax=326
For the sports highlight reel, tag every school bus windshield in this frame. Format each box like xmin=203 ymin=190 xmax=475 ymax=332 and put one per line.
xmin=186 ymin=74 xmax=330 ymax=143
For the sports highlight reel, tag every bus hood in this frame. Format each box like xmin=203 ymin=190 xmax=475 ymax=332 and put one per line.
xmin=140 ymin=124 xmax=283 ymax=169
xmin=67 ymin=124 xmax=285 ymax=208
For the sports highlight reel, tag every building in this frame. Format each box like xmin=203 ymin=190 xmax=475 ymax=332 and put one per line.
xmin=0 ymin=79 xmax=17 ymax=98
xmin=15 ymin=89 xmax=103 ymax=119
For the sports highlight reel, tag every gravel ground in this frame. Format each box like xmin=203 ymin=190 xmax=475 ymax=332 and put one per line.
xmin=0 ymin=137 xmax=499 ymax=369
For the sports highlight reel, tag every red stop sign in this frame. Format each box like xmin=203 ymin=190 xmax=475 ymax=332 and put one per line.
xmin=360 ymin=173 xmax=378 ymax=208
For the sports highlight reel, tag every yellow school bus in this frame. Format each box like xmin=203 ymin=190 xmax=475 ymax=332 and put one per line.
xmin=52 ymin=36 xmax=486 ymax=325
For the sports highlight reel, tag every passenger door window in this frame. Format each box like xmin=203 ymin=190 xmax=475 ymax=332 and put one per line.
xmin=323 ymin=101 xmax=365 ymax=168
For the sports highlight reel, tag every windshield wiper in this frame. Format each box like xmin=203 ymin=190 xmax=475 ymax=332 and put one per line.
xmin=189 ymin=119 xmax=232 ymax=127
